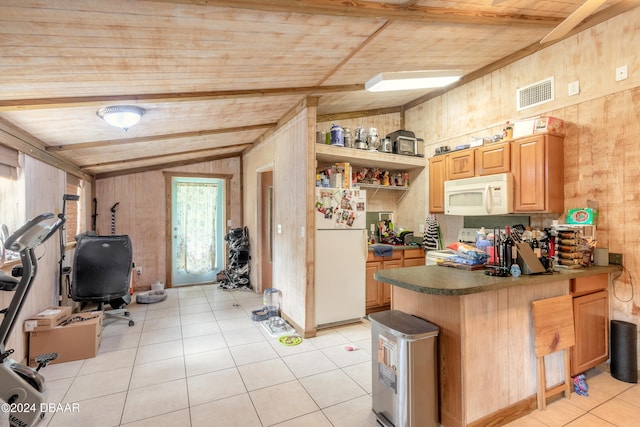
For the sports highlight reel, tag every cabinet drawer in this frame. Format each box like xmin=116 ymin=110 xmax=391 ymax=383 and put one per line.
xmin=367 ymin=249 xmax=403 ymax=262
xmin=403 ymin=258 xmax=425 ymax=267
xmin=571 ymin=274 xmax=608 ymax=296
xmin=404 ymin=248 xmax=424 ymax=259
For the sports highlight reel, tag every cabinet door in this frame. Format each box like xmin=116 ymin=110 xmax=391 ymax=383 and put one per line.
xmin=382 ymin=259 xmax=402 ymax=304
xmin=475 ymin=142 xmax=510 ymax=176
xmin=511 ymin=134 xmax=564 ymax=213
xmin=511 ymin=135 xmax=546 ymax=211
xmin=447 ymin=150 xmax=475 ymax=180
xmin=365 ymin=261 xmax=382 ymax=309
xmin=571 ymin=290 xmax=609 ymax=376
xmin=429 ymin=156 xmax=447 ymax=213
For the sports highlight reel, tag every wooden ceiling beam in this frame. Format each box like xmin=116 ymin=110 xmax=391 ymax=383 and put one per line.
xmin=0 ymin=85 xmax=363 ymax=112
xmin=80 ymin=144 xmax=252 ymax=169
xmin=94 ymin=152 xmax=242 ymax=180
xmin=148 ymin=0 xmax=562 ymax=27
xmin=0 ymin=116 xmax=93 ymax=181
xmin=47 ymin=123 xmax=276 ymax=152
xmin=317 ymin=106 xmax=403 ymax=123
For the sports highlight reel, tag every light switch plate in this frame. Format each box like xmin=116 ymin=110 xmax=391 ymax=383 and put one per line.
xmin=568 ymin=80 xmax=580 ymax=96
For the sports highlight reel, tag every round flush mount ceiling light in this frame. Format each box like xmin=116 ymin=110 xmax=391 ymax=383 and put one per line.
xmin=96 ymin=105 xmax=146 ymax=131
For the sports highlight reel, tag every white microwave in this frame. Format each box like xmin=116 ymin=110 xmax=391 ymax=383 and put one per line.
xmin=444 ymin=173 xmax=514 ymax=216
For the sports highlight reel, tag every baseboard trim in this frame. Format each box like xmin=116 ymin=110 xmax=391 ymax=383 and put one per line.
xmin=467 ymin=396 xmax=537 ymax=427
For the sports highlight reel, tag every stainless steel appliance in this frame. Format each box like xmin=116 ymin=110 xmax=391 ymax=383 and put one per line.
xmin=370 ymin=310 xmax=439 ymax=427
xmin=354 ymin=126 xmax=367 ymax=149
xmin=378 ymin=137 xmax=392 ymax=153
xmin=343 ymin=127 xmax=353 ymax=148
xmin=367 ymin=127 xmax=379 ymax=150
xmin=387 ymin=130 xmax=418 ymax=156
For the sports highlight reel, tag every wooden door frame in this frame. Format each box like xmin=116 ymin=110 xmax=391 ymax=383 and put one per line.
xmin=163 ymin=172 xmax=232 ymax=288
xmin=255 ymin=163 xmax=274 ymax=295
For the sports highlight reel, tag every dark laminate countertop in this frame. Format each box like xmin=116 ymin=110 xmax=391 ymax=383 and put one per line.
xmin=367 ymin=244 xmax=422 ymax=252
xmin=374 ymin=264 xmax=621 ymax=295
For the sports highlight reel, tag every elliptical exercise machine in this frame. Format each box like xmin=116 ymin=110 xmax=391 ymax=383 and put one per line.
xmin=0 ymin=213 xmax=65 ymax=427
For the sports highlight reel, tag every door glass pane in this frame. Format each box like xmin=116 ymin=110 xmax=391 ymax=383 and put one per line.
xmin=172 ymin=177 xmax=224 ymax=286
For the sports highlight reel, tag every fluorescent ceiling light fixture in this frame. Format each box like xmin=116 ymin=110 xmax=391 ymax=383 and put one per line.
xmin=97 ymin=105 xmax=145 ymax=130
xmin=365 ymin=70 xmax=463 ymax=92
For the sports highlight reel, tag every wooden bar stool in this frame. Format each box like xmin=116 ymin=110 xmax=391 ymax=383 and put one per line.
xmin=531 ymin=294 xmax=575 ymax=410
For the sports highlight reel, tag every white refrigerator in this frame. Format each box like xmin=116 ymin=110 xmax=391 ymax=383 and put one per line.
xmin=315 ymin=188 xmax=367 ymax=327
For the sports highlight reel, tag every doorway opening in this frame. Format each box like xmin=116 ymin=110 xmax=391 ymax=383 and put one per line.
xmin=167 ymin=175 xmax=227 ymax=287
xmin=259 ymin=169 xmax=274 ymax=292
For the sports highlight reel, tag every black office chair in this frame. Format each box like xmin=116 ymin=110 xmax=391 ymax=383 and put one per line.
xmin=70 ymin=234 xmax=135 ymax=327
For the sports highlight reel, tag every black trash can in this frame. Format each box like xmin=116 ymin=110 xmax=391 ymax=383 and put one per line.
xmin=610 ymin=320 xmax=638 ymax=383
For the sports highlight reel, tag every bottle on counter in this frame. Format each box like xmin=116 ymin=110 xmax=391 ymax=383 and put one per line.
xmin=503 ymin=121 xmax=514 ymax=140
xmin=531 ymin=230 xmax=542 ymax=258
xmin=503 ymin=226 xmax=514 ymax=269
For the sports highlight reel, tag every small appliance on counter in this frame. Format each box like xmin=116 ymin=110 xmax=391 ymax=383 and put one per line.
xmin=387 ymin=129 xmax=418 ymax=156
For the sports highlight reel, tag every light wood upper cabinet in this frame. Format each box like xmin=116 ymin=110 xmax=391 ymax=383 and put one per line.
xmin=427 ymin=132 xmax=564 ymax=214
xmin=475 ymin=142 xmax=510 ymax=176
xmin=428 ymin=156 xmax=447 ymax=213
xmin=511 ymin=134 xmax=564 ymax=213
xmin=446 ymin=150 xmax=475 ymax=180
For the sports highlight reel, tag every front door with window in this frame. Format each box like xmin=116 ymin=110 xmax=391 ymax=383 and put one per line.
xmin=170 ymin=177 xmax=225 ymax=286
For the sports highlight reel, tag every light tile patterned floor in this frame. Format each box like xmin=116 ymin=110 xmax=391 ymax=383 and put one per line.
xmin=39 ymin=284 xmax=638 ymax=426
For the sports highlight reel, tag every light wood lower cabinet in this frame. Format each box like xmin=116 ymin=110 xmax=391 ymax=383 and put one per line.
xmin=570 ymin=274 xmax=609 ymax=376
xmin=366 ymin=248 xmax=424 ymax=313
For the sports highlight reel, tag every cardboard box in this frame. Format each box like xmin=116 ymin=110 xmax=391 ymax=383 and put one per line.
xmin=513 ymin=118 xmax=536 ymax=138
xmin=534 ymin=116 xmax=565 ymax=135
xmin=24 ymin=305 xmax=72 ymax=332
xmin=28 ymin=311 xmax=103 ymax=367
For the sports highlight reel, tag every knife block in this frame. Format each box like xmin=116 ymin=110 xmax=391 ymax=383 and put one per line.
xmin=515 ymin=242 xmax=546 ymax=274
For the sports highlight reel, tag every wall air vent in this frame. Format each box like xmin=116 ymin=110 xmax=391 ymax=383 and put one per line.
xmin=517 ymin=77 xmax=554 ymax=111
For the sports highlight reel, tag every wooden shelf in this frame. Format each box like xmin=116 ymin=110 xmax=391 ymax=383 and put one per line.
xmin=315 ymin=144 xmax=425 ymax=170
xmin=356 ymin=183 xmax=411 ymax=203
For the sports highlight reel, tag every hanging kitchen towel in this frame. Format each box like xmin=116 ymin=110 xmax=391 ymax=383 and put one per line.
xmin=373 ymin=244 xmax=394 ymax=257
xmin=423 ymin=215 xmax=440 ymax=250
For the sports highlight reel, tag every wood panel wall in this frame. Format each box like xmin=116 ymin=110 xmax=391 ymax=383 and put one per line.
xmin=95 ymin=158 xmax=241 ymax=289
xmin=243 ymin=106 xmax=314 ymax=335
xmin=406 ymin=6 xmax=640 ymax=365
xmin=1 ymin=156 xmax=66 ymax=362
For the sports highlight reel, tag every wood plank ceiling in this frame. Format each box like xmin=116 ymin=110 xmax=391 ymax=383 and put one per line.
xmin=0 ymin=0 xmax=635 ymax=179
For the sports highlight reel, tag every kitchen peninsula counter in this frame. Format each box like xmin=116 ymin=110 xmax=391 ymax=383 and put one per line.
xmin=374 ymin=264 xmax=619 ymax=295
xmin=374 ymin=264 xmax=618 ymax=427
